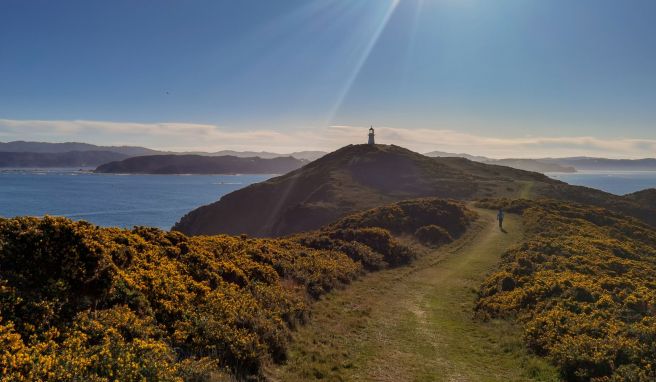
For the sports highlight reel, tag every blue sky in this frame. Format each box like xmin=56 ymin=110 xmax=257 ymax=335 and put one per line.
xmin=1 ymin=0 xmax=655 ymax=157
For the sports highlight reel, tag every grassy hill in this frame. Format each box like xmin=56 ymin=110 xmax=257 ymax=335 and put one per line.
xmin=0 ymin=198 xmax=473 ymax=381
xmin=173 ymin=144 xmax=553 ymax=236
xmin=173 ymin=144 xmax=656 ymax=237
xmin=476 ymin=199 xmax=656 ymax=381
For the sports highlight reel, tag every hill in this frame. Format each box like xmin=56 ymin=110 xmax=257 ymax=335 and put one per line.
xmin=0 ymin=198 xmax=472 ymax=381
xmin=624 ymin=188 xmax=656 ymax=206
xmin=0 ymin=150 xmax=129 ymax=167
xmin=175 ymin=144 xmax=656 ymax=237
xmin=173 ymin=144 xmax=555 ymax=236
xmin=94 ymin=154 xmax=306 ymax=174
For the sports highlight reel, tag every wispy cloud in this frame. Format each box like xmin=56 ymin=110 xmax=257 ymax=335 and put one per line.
xmin=0 ymin=119 xmax=654 ymax=158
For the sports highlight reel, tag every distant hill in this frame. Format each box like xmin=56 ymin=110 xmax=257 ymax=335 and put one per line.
xmin=489 ymin=158 xmax=575 ymax=173
xmin=423 ymin=150 xmax=490 ymax=162
xmin=540 ymin=157 xmax=656 ymax=171
xmin=0 ymin=140 xmax=159 ymax=156
xmin=425 ymin=151 xmax=575 ymax=173
xmin=0 ymin=151 xmax=128 ymax=167
xmin=0 ymin=141 xmax=327 ymax=164
xmin=426 ymin=151 xmax=656 ymax=172
xmin=204 ymin=150 xmax=326 ymax=161
xmin=173 ymin=144 xmax=557 ymax=236
xmin=95 ymin=154 xmax=306 ymax=174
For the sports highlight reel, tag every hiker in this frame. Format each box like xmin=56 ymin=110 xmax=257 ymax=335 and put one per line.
xmin=497 ymin=208 xmax=505 ymax=229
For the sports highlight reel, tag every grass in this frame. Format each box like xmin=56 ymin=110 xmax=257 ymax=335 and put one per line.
xmin=266 ymin=209 xmax=559 ymax=382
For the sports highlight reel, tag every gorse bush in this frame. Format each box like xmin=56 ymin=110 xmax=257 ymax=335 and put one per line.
xmin=0 ymin=198 xmax=474 ymax=381
xmin=330 ymin=198 xmax=476 ymax=244
xmin=414 ymin=224 xmax=452 ymax=246
xmin=476 ymin=199 xmax=656 ymax=381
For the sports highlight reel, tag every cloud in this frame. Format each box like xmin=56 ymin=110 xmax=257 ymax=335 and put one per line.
xmin=0 ymin=118 xmax=654 ymax=158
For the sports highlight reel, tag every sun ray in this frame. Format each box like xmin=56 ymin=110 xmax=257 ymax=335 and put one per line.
xmin=325 ymin=0 xmax=401 ymax=124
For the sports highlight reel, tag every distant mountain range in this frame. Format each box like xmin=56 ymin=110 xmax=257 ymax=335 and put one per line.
xmin=0 ymin=141 xmax=158 ymax=156
xmin=425 ymin=151 xmax=656 ymax=172
xmin=0 ymin=151 xmax=128 ymax=168
xmin=1 ymin=141 xmax=655 ymax=172
xmin=0 ymin=141 xmax=326 ymax=167
xmin=425 ymin=151 xmax=576 ymax=173
xmin=539 ymin=157 xmax=656 ymax=171
xmin=95 ymin=154 xmax=306 ymax=174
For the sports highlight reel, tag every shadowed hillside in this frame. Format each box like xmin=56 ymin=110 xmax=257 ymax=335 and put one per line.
xmin=173 ymin=144 xmax=656 ymax=237
xmin=173 ymin=144 xmax=552 ymax=236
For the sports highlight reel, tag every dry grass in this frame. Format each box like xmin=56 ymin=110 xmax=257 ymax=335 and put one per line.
xmin=266 ymin=209 xmax=558 ymax=381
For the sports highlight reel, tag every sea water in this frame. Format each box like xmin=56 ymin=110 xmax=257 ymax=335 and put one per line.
xmin=0 ymin=169 xmax=272 ymax=229
xmin=2 ymin=169 xmax=654 ymax=230
xmin=547 ymin=171 xmax=656 ymax=196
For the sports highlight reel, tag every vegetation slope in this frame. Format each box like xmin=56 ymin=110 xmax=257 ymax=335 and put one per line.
xmin=476 ymin=199 xmax=656 ymax=381
xmin=0 ymin=198 xmax=473 ymax=381
xmin=624 ymin=188 xmax=656 ymax=206
xmin=95 ymin=155 xmax=305 ymax=175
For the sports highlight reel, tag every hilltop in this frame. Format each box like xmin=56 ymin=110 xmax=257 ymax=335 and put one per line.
xmin=174 ymin=144 xmax=656 ymax=237
xmin=173 ymin=144 xmax=553 ymax=236
xmin=95 ymin=154 xmax=306 ymax=174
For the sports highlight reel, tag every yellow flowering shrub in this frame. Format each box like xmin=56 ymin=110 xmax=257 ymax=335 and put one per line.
xmin=1 ymin=198 xmax=474 ymax=380
xmin=476 ymin=199 xmax=656 ymax=381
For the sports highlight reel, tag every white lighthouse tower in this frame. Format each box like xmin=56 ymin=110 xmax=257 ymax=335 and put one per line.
xmin=368 ymin=126 xmax=375 ymax=145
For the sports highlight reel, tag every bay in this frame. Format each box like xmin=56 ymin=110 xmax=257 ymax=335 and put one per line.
xmin=0 ymin=169 xmax=272 ymax=229
xmin=547 ymin=170 xmax=656 ymax=195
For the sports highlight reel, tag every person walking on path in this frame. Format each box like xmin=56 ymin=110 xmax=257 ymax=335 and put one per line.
xmin=497 ymin=208 xmax=505 ymax=229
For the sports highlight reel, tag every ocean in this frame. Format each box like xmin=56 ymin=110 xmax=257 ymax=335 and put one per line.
xmin=1 ymin=169 xmax=654 ymax=230
xmin=0 ymin=169 xmax=272 ymax=229
xmin=546 ymin=171 xmax=656 ymax=196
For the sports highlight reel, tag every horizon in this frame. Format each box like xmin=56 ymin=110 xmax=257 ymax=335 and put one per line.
xmin=2 ymin=1 xmax=656 ymax=158
xmin=3 ymin=136 xmax=656 ymax=160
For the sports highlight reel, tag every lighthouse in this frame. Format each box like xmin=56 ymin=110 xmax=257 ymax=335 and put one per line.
xmin=368 ymin=126 xmax=375 ymax=145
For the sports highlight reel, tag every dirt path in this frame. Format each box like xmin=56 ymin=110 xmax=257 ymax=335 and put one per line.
xmin=267 ymin=209 xmax=558 ymax=382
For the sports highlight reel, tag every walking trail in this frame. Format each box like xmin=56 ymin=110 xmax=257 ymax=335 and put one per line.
xmin=267 ymin=209 xmax=558 ymax=382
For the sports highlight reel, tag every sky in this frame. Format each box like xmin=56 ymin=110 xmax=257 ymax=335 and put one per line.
xmin=1 ymin=0 xmax=656 ymax=158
